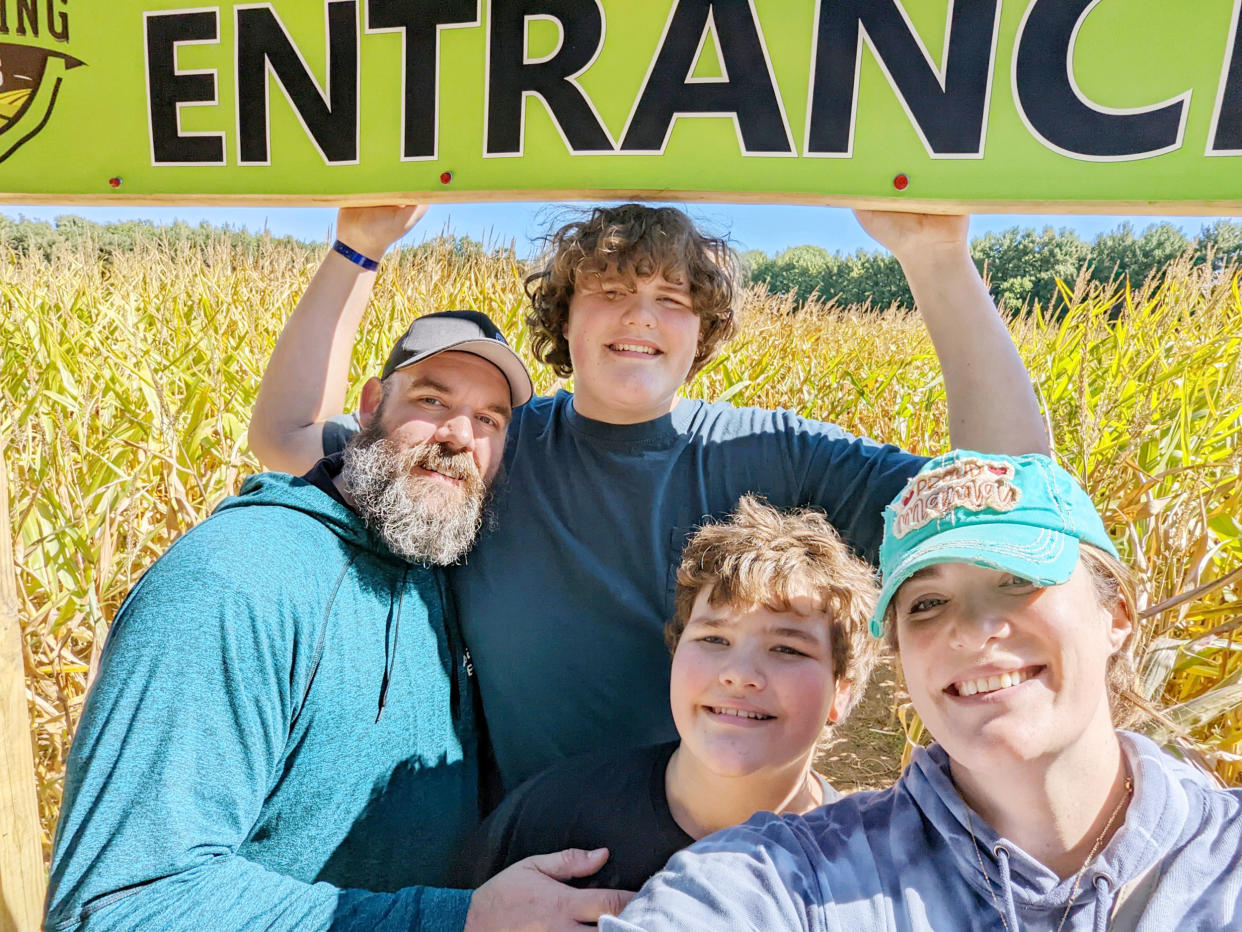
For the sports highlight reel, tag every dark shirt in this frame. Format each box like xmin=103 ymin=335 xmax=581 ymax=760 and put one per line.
xmin=301 ymin=452 xmax=350 ymax=508
xmin=323 ymin=396 xmax=927 ymax=789
xmin=462 ymin=742 xmax=691 ymax=891
xmin=460 ymin=741 xmax=840 ymax=892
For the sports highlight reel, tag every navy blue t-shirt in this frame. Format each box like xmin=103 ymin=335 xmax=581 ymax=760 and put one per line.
xmin=462 ymin=742 xmax=689 ymax=891
xmin=324 ymin=391 xmax=925 ymax=788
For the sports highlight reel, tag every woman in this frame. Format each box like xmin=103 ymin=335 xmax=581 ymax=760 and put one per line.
xmin=604 ymin=451 xmax=1241 ymax=931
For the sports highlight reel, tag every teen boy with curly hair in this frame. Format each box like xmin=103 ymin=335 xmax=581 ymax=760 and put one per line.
xmin=523 ymin=204 xmax=738 ymax=385
xmin=461 ymin=495 xmax=879 ymax=891
xmin=250 ymin=204 xmax=1049 ymax=795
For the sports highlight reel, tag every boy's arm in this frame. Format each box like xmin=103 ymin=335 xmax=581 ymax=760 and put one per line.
xmin=248 ymin=205 xmax=427 ymax=473
xmin=853 ymin=210 xmax=1051 ymax=457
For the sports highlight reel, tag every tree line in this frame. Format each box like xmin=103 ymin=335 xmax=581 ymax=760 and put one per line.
xmin=5 ymin=213 xmax=1241 ymax=314
xmin=0 ymin=214 xmax=318 ymax=260
xmin=745 ymin=221 xmax=1242 ymax=313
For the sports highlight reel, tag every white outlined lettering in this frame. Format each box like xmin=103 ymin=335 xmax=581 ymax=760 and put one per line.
xmin=234 ymin=1 xmax=360 ymax=166
xmin=144 ymin=7 xmax=226 ymax=166
xmin=1012 ymin=0 xmax=1189 ymax=162
xmin=620 ymin=0 xmax=794 ymax=157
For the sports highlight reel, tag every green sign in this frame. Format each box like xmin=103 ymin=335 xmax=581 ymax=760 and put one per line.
xmin=2 ymin=0 xmax=1241 ymax=210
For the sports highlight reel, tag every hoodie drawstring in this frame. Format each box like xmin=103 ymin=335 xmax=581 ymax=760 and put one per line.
xmin=993 ymin=844 xmax=1117 ymax=931
xmin=995 ymin=846 xmax=1021 ymax=932
xmin=376 ymin=567 xmax=407 ymax=722
xmin=1091 ymin=875 xmax=1114 ymax=932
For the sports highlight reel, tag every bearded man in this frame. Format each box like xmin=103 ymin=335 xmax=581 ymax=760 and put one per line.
xmin=45 ymin=312 xmax=629 ymax=932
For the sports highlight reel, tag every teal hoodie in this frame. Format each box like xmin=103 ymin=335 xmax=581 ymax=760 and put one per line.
xmin=46 ymin=470 xmax=478 ymax=931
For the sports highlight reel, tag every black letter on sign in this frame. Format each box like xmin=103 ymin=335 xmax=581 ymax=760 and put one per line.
xmin=236 ymin=1 xmax=359 ymax=164
xmin=367 ymin=0 xmax=479 ymax=160
xmin=486 ymin=0 xmax=612 ymax=155
xmin=1209 ymin=0 xmax=1242 ymax=154
xmin=806 ymin=0 xmax=999 ymax=157
xmin=145 ymin=10 xmax=225 ymax=165
xmin=1014 ymin=0 xmax=1188 ymax=160
xmin=622 ymin=0 xmax=792 ymax=154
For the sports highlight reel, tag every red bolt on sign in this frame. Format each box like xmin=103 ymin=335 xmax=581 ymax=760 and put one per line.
xmin=892 ymin=173 xmax=909 ymax=191
xmin=108 ymin=177 xmax=123 ymax=188
xmin=440 ymin=171 xmax=453 ymax=184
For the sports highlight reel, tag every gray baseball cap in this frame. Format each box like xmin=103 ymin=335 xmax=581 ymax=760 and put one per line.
xmin=381 ymin=310 xmax=533 ymax=407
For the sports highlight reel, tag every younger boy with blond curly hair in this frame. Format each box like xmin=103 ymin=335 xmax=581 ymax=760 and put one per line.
xmin=460 ymin=494 xmax=879 ymax=891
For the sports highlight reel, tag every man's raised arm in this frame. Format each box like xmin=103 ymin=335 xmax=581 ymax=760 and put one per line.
xmin=248 ymin=205 xmax=426 ymax=473
xmin=853 ymin=210 xmax=1050 ymax=457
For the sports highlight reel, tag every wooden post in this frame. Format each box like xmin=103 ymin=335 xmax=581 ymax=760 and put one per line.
xmin=1 ymin=448 xmax=43 ymax=932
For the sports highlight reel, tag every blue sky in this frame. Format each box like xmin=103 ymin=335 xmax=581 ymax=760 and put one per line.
xmin=1 ymin=201 xmax=1234 ymax=257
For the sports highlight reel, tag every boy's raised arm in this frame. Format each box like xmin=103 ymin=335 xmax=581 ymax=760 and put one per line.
xmin=248 ymin=205 xmax=427 ymax=473
xmin=853 ymin=210 xmax=1051 ymax=457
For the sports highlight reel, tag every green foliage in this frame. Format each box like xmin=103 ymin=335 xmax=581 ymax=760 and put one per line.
xmin=0 ymin=214 xmax=506 ymax=268
xmin=1194 ymin=220 xmax=1242 ymax=270
xmin=749 ymin=220 xmax=1242 ymax=314
xmin=747 ymin=245 xmax=839 ymax=301
xmin=970 ymin=226 xmax=1089 ymax=311
xmin=736 ymin=249 xmax=767 ymax=282
xmin=1091 ymin=222 xmax=1191 ymax=290
xmin=0 ymin=213 xmax=320 ymax=261
xmin=838 ymin=250 xmax=910 ymax=309
xmin=747 ymin=244 xmax=910 ymax=308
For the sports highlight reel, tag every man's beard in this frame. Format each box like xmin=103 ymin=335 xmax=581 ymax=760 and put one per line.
xmin=341 ymin=427 xmax=489 ymax=566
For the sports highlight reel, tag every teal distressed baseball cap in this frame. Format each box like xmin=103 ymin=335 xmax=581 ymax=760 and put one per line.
xmin=869 ymin=451 xmax=1119 ymax=638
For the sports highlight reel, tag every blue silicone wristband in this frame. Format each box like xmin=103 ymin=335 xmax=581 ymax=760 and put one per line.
xmin=332 ymin=239 xmax=380 ymax=271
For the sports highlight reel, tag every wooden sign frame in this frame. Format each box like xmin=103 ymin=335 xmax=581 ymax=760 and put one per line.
xmin=1 ymin=444 xmax=42 ymax=932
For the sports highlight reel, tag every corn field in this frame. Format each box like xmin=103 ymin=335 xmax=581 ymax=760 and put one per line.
xmin=2 ymin=231 xmax=1240 ymax=860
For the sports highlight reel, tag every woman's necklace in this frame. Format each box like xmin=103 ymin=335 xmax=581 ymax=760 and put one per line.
xmin=964 ymin=773 xmax=1133 ymax=932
